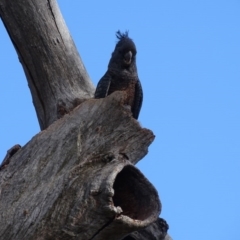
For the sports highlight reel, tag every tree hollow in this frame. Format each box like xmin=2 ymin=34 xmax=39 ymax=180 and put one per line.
xmin=113 ymin=165 xmax=159 ymax=221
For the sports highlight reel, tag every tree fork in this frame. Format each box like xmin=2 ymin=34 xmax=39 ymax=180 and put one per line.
xmin=0 ymin=0 xmax=171 ymax=238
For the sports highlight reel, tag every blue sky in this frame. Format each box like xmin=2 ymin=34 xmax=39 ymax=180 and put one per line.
xmin=0 ymin=1 xmax=240 ymax=239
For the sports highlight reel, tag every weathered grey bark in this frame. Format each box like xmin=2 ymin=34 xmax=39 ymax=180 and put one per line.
xmin=122 ymin=218 xmax=171 ymax=240
xmin=0 ymin=0 xmax=95 ymax=130
xmin=0 ymin=93 xmax=160 ymax=240
xmin=0 ymin=144 xmax=21 ymax=170
xmin=0 ymin=0 xmax=171 ymax=239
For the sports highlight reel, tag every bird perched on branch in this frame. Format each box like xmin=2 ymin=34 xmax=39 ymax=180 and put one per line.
xmin=94 ymin=31 xmax=143 ymax=119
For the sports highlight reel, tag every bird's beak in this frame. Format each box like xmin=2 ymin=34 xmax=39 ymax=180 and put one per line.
xmin=124 ymin=51 xmax=132 ymax=64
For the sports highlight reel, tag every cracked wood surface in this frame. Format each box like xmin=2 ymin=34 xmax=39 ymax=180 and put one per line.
xmin=122 ymin=218 xmax=171 ymax=240
xmin=0 ymin=0 xmax=95 ymax=130
xmin=0 ymin=93 xmax=159 ymax=240
xmin=0 ymin=0 xmax=172 ymax=238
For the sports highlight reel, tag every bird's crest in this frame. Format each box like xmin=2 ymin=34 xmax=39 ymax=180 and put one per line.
xmin=115 ymin=30 xmax=136 ymax=52
xmin=116 ymin=30 xmax=129 ymax=41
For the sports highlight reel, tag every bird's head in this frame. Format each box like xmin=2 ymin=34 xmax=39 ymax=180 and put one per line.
xmin=108 ymin=31 xmax=137 ymax=71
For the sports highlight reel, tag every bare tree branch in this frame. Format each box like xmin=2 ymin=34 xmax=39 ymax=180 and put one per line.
xmin=0 ymin=0 xmax=95 ymax=130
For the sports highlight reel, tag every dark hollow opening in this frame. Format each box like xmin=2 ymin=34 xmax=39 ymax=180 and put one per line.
xmin=121 ymin=236 xmax=136 ymax=240
xmin=112 ymin=165 xmax=160 ymax=221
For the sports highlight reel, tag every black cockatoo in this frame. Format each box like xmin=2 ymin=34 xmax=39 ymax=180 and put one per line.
xmin=94 ymin=31 xmax=143 ymax=119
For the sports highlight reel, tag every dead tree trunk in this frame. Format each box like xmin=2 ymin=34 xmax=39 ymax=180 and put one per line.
xmin=0 ymin=93 xmax=160 ymax=240
xmin=0 ymin=0 xmax=170 ymax=239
